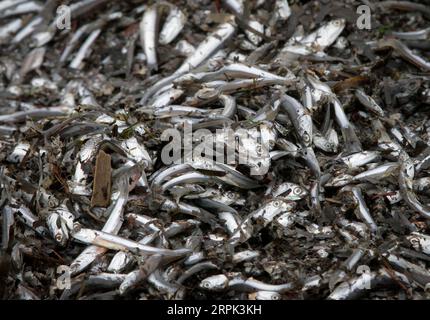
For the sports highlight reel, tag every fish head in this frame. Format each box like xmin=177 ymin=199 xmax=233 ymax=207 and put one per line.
xmin=199 ymin=274 xmax=229 ymax=291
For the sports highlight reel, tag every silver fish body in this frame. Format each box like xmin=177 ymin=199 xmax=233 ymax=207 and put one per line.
xmin=140 ymin=5 xmax=159 ymax=71
xmin=159 ymin=7 xmax=186 ymax=45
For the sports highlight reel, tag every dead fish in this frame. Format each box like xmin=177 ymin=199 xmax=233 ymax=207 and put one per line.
xmin=200 ymin=273 xmax=294 ymax=293
xmin=376 ymin=38 xmax=430 ymax=71
xmin=277 ymin=18 xmax=345 ymax=57
xmin=355 ymin=89 xmax=385 ymax=117
xmin=140 ymin=4 xmax=159 ymax=72
xmin=159 ymin=6 xmax=186 ymax=45
xmin=17 ymin=47 xmax=45 ymax=82
xmin=140 ymin=20 xmax=236 ymax=104
xmin=398 ymin=152 xmax=430 ymax=219
xmin=280 ymin=94 xmax=313 ymax=147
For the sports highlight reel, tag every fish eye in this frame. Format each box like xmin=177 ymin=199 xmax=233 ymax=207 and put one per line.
xmin=410 ymin=237 xmax=420 ymax=246
xmin=48 ymin=198 xmax=57 ymax=207
xmin=55 ymin=233 xmax=63 ymax=242
xmin=303 ymin=133 xmax=310 ymax=142
xmin=294 ymin=188 xmax=302 ymax=195
xmin=203 ymin=282 xmax=210 ymax=288
xmin=273 ymin=200 xmax=280 ymax=207
xmin=73 ymin=222 xmax=81 ymax=232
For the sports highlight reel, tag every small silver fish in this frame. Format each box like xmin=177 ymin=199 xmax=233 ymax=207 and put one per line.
xmin=159 ymin=6 xmax=186 ymax=45
xmin=140 ymin=5 xmax=159 ymax=71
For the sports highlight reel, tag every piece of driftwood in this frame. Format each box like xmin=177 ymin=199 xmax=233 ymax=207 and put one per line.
xmin=91 ymin=150 xmax=112 ymax=207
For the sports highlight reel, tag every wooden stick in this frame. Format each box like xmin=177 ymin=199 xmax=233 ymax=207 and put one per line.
xmin=91 ymin=150 xmax=112 ymax=207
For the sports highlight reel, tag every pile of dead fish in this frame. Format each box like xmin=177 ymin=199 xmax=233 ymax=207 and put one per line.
xmin=1 ymin=0 xmax=430 ymax=300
